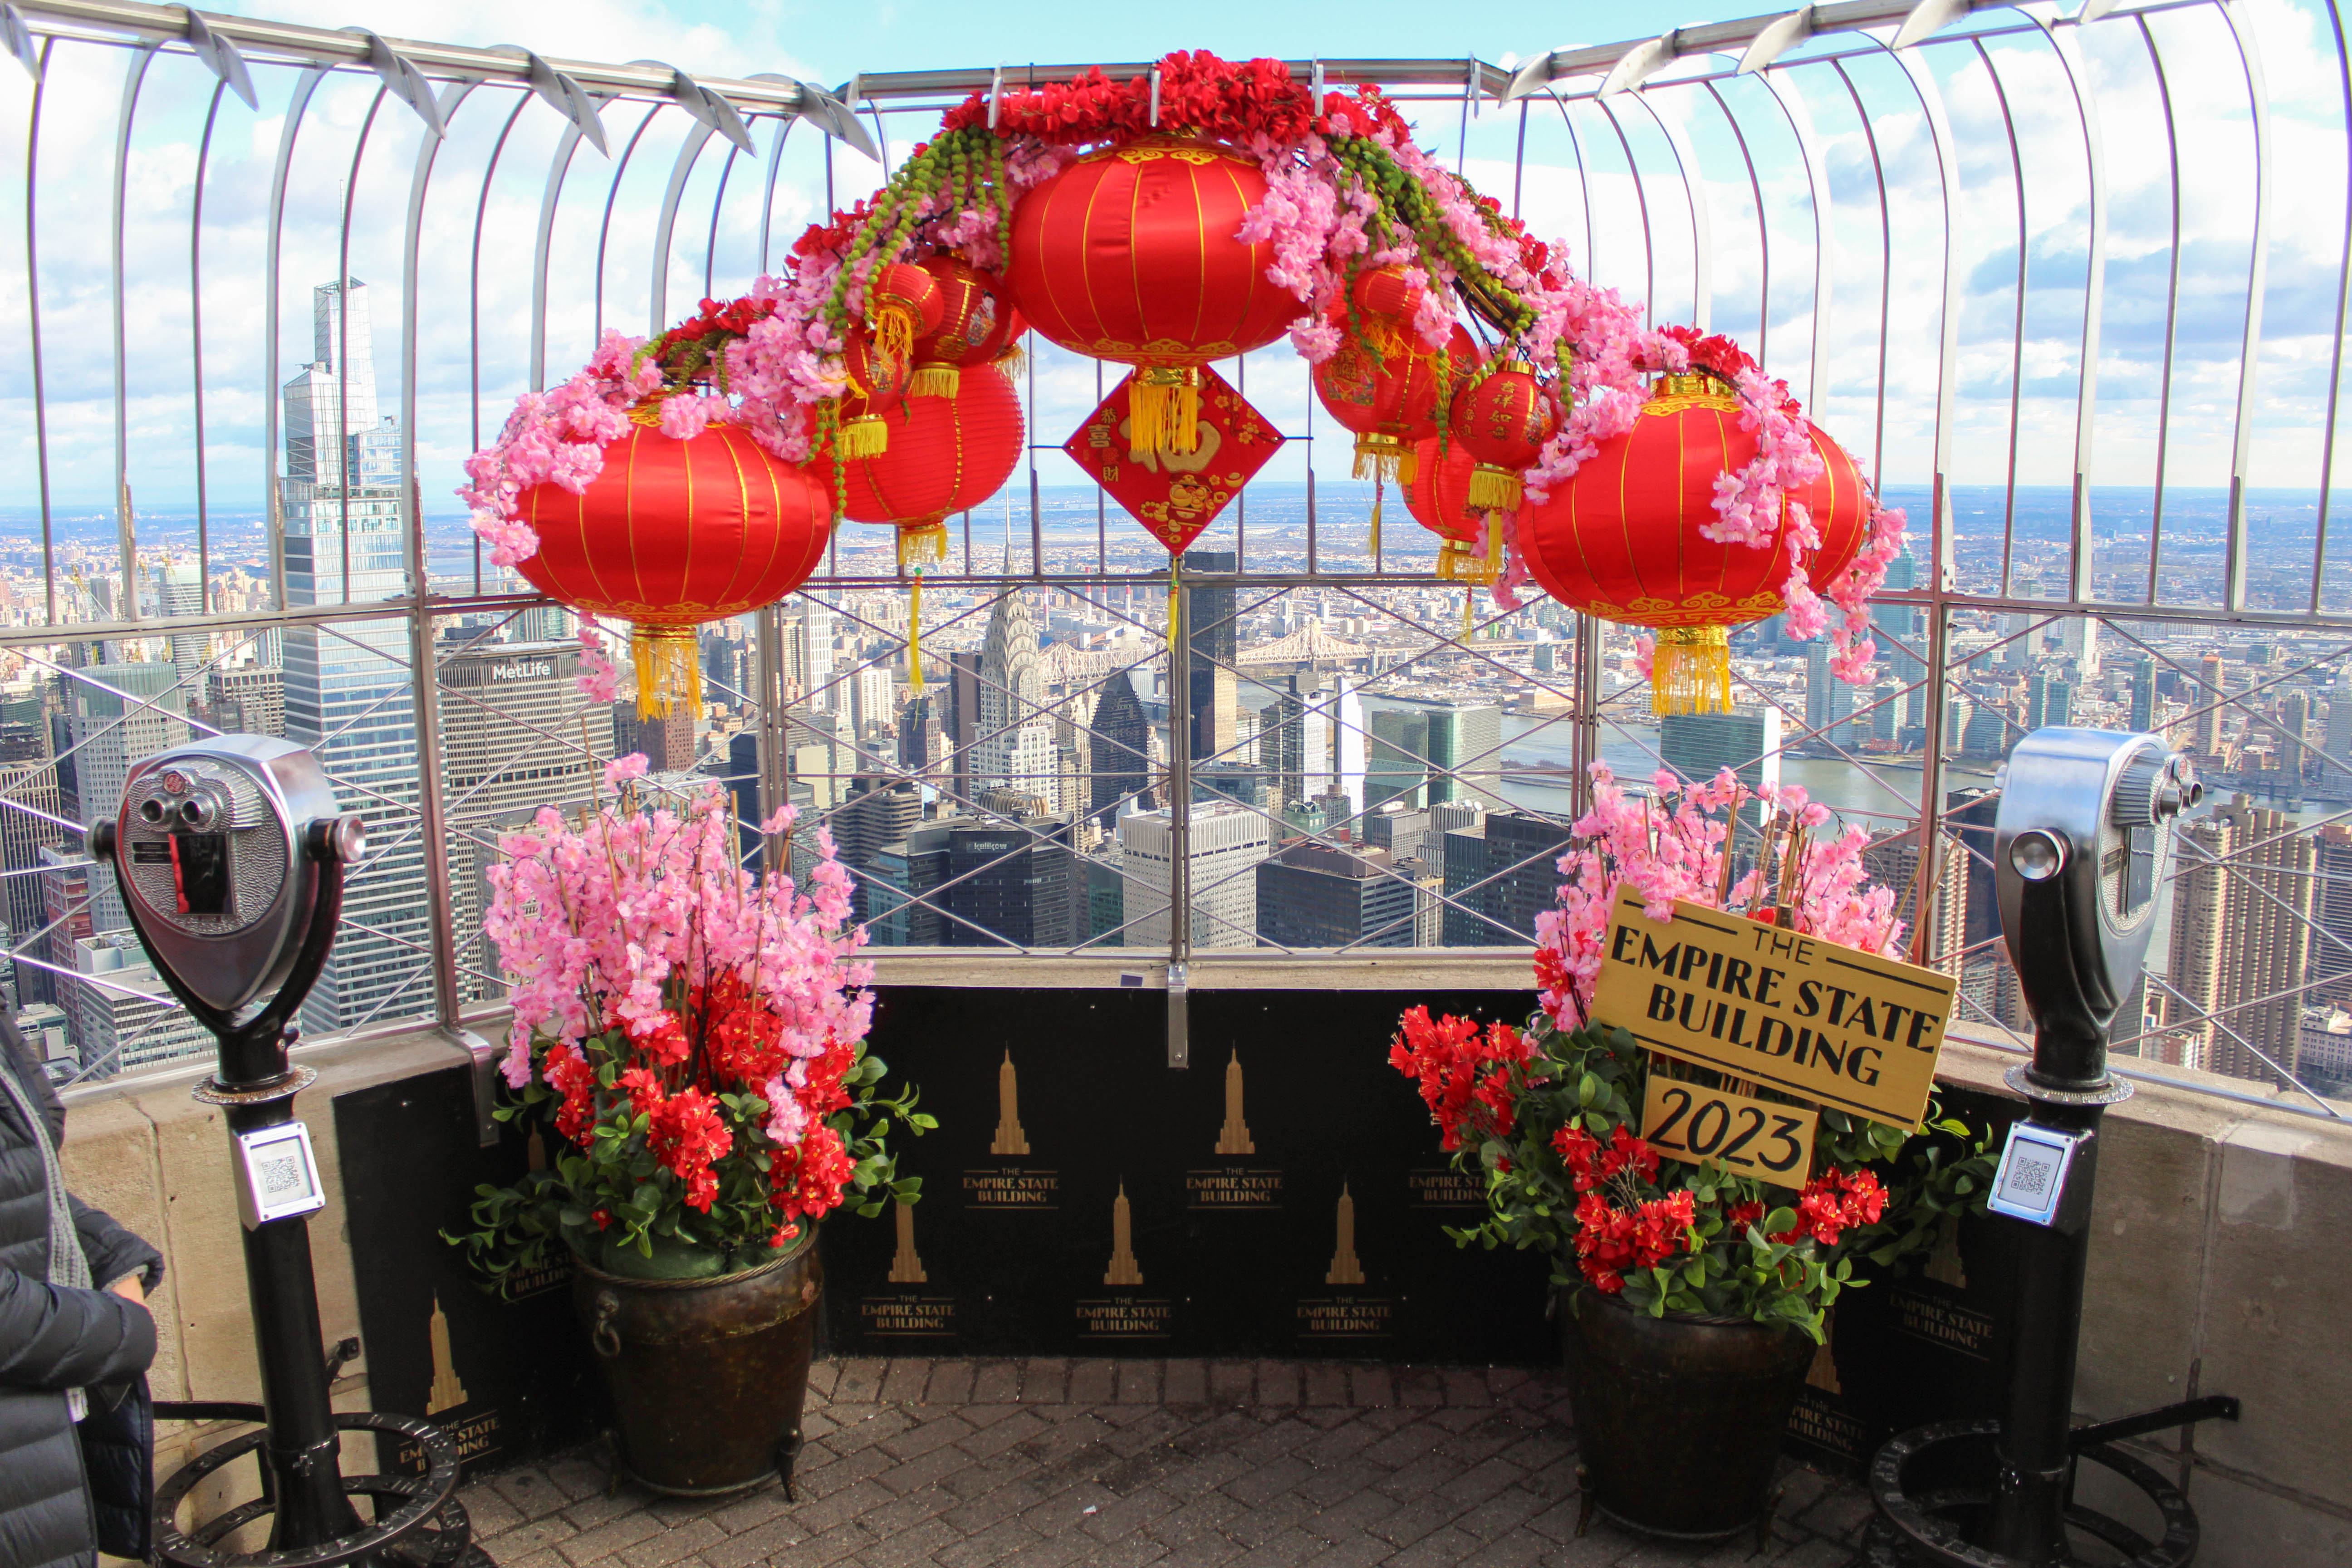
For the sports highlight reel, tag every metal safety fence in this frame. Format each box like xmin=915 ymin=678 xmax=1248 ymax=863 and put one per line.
xmin=0 ymin=0 xmax=2342 ymax=1121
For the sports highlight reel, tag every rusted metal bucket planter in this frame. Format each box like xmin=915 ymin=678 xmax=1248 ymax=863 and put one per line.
xmin=572 ymin=1228 xmax=822 ymax=1497
xmin=1559 ymin=1286 xmax=1814 ymax=1545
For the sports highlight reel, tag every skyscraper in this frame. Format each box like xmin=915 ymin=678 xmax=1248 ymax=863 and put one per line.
xmin=1120 ymin=801 xmax=1270 ymax=951
xmin=1440 ymin=811 xmax=1574 ymax=946
xmin=2190 ymin=652 xmax=2226 ymax=759
xmin=975 ymin=591 xmax=1056 ymax=800
xmin=1805 ymin=641 xmax=1857 ymax=751
xmin=2165 ymin=797 xmax=2317 ymax=1086
xmin=1659 ymin=709 xmax=1782 ymax=800
xmin=1423 ymin=703 xmax=1502 ymax=807
xmin=2311 ymin=824 xmax=2352 ymax=1009
xmin=68 ymin=662 xmax=193 ymax=939
xmin=280 ymin=277 xmax=428 ymax=1034
xmin=1186 ymin=549 xmax=1238 ymax=763
xmin=2130 ymin=658 xmax=2157 ymax=733
xmin=1367 ymin=708 xmax=1427 ymax=811
xmin=1089 ymin=672 xmax=1153 ymax=829
xmin=1255 ymin=841 xmax=1414 ymax=948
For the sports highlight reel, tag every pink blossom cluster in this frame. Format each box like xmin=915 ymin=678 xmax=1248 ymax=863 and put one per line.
xmin=483 ymin=764 xmax=873 ymax=1151
xmin=459 ymin=332 xmax=661 ymax=566
xmin=1532 ymin=763 xmax=1907 ymax=1032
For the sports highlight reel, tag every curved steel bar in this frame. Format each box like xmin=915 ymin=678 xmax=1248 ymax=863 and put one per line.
xmin=1588 ymin=95 xmax=1657 ymax=322
xmin=467 ymin=90 xmax=535 ymax=592
xmin=1968 ymin=38 xmax=2029 ymax=597
xmin=334 ymin=85 xmax=392 ymax=602
xmin=1872 ymin=39 xmax=1963 ymax=564
xmin=1746 ymin=63 xmax=1835 ymax=409
xmin=528 ymin=113 xmax=595 ymax=391
xmin=2215 ymin=0 xmax=2271 ymax=612
xmin=262 ymin=62 xmax=331 ymax=610
xmin=1699 ymin=78 xmax=1765 ymax=358
xmin=650 ymin=118 xmax=717 ymax=334
xmin=755 ymin=106 xmax=795 ymax=274
xmin=108 ymin=41 xmax=157 ymax=622
xmin=189 ymin=78 xmax=225 ymax=601
xmin=2134 ymin=13 xmax=2185 ymax=607
xmin=593 ymin=101 xmax=662 ymax=339
xmin=1537 ymin=86 xmax=1598 ymax=290
xmin=1827 ymin=59 xmax=1896 ymax=487
xmin=702 ymin=138 xmax=739 ymax=300
xmin=2312 ymin=0 xmax=2352 ymax=612
xmin=1627 ymin=81 xmax=1712 ymax=329
xmin=399 ymin=77 xmax=474 ymax=1027
xmin=22 ymin=34 xmax=51 ymax=624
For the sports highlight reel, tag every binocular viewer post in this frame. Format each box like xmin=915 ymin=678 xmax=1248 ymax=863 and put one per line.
xmin=1868 ymin=729 xmax=2238 ymax=1568
xmin=89 ymin=736 xmax=488 ymax=1567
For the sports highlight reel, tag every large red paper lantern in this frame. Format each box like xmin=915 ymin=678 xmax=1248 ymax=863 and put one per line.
xmin=908 ymin=255 xmax=1023 ymax=398
xmin=841 ymin=365 xmax=1025 ymax=566
xmin=1313 ymin=317 xmax=1476 ymax=483
xmin=1401 ymin=435 xmax=1496 ymax=583
xmin=1448 ymin=361 xmax=1559 ymax=513
xmin=1518 ymin=375 xmax=1872 ymax=715
xmin=1008 ymin=133 xmax=1303 ymax=460
xmin=517 ymin=423 xmax=832 ymax=717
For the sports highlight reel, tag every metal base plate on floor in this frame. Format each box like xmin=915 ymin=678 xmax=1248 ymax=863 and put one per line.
xmin=1867 ymin=1418 xmax=2197 ymax=1568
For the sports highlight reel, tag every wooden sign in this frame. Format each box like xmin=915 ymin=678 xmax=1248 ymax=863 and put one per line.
xmin=1640 ymin=1076 xmax=1818 ymax=1180
xmin=1589 ymin=886 xmax=1958 ymax=1130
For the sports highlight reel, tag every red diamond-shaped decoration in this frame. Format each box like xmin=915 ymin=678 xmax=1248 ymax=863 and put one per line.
xmin=1061 ymin=366 xmax=1282 ymax=555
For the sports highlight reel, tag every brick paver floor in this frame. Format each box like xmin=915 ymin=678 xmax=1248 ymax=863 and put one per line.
xmin=459 ymin=1357 xmax=1872 ymax=1568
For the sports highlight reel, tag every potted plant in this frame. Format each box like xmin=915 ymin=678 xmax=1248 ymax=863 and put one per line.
xmin=449 ymin=756 xmax=930 ymax=1497
xmin=1392 ymin=764 xmax=1990 ymax=1544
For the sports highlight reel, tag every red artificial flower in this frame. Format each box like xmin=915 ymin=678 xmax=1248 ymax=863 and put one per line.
xmin=591 ymin=1208 xmax=612 ymax=1230
xmin=649 ymin=1088 xmax=733 ymax=1212
xmin=769 ymin=1121 xmax=854 ymax=1223
xmin=1571 ymin=1186 xmax=1699 ymax=1293
xmin=1389 ymin=1007 xmax=1528 ymax=1150
xmin=616 ymin=1066 xmax=666 ymax=1118
xmin=544 ymin=1044 xmax=597 ymax=1143
xmin=1552 ymin=1122 xmax=1659 ymax=1191
xmin=1726 ymin=1200 xmax=1766 ymax=1234
xmin=629 ymin=1010 xmax=691 ymax=1068
xmin=1770 ymin=1167 xmax=1887 ymax=1247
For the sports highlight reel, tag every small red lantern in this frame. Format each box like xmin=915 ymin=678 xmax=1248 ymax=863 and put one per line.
xmin=517 ymin=424 xmax=832 ymax=717
xmin=1008 ymin=133 xmax=1303 ymax=461
xmin=867 ymin=261 xmax=945 ymax=385
xmin=1351 ymin=264 xmax=1425 ymax=327
xmin=907 ymin=255 xmax=1023 ymax=398
xmin=1447 ymin=361 xmax=1559 ymax=513
xmin=1517 ymin=375 xmax=1871 ymax=715
xmin=1312 ymin=316 xmax=1476 ymax=484
xmin=1401 ymin=435 xmax=1499 ymax=583
xmin=841 ymin=364 xmax=1025 ymax=567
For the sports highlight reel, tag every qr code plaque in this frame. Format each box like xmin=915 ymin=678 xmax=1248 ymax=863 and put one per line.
xmin=257 ymin=1150 xmax=306 ymax=1199
xmin=2008 ymin=1160 xmax=2050 ymax=1197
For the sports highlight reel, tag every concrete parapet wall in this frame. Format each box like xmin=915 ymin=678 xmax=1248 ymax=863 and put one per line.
xmin=49 ymin=1014 xmax=2352 ymax=1563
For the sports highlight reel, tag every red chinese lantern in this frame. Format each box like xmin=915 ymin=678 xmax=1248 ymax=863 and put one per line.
xmin=907 ymin=255 xmax=1022 ymax=398
xmin=1352 ymin=264 xmax=1425 ymax=328
xmin=867 ymin=261 xmax=945 ymax=385
xmin=1312 ymin=315 xmax=1476 ymax=484
xmin=1008 ymin=133 xmax=1303 ymax=461
xmin=1401 ymin=435 xmax=1497 ymax=583
xmin=842 ymin=367 xmax=1024 ymax=564
xmin=836 ymin=329 xmax=908 ymax=459
xmin=1447 ymin=361 xmax=1559 ymax=513
xmin=1517 ymin=374 xmax=1872 ymax=716
xmin=516 ymin=424 xmax=832 ymax=717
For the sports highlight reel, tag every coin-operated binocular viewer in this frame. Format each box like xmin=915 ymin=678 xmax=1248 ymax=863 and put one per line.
xmin=1869 ymin=730 xmax=2239 ymax=1567
xmin=88 ymin=737 xmax=490 ymax=1567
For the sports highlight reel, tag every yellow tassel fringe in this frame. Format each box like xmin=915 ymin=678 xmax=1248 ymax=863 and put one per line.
xmin=908 ymin=572 xmax=925 ymax=691
xmin=1352 ymin=433 xmax=1408 ymax=484
xmin=1466 ymin=464 xmax=1523 ymax=513
xmin=899 ymin=519 xmax=949 ymax=567
xmin=1436 ymin=540 xmax=1496 ymax=586
xmin=1129 ymin=367 xmax=1201 ymax=461
xmin=873 ymin=301 xmax=917 ymax=381
xmin=994 ymin=344 xmax=1027 ymax=378
xmin=1369 ymin=484 xmax=1382 ymax=559
xmin=909 ymin=363 xmax=960 ymax=398
xmin=1651 ymin=626 xmax=1734 ymax=717
xmin=839 ymin=415 xmax=888 ymax=459
xmin=631 ymin=624 xmax=703 ymax=722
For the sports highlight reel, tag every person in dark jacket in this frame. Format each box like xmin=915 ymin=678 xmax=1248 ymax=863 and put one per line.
xmin=0 ymin=1017 xmax=162 ymax=1568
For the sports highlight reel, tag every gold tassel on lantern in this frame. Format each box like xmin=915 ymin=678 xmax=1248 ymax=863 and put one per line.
xmin=872 ymin=299 xmax=920 ymax=383
xmin=1129 ymin=366 xmax=1201 ymax=461
xmin=993 ymin=343 xmax=1027 ymax=378
xmin=1369 ymin=480 xmax=1382 ymax=560
xmin=839 ymin=414 xmax=889 ymax=459
xmin=909 ymin=363 xmax=960 ymax=398
xmin=1461 ymin=587 xmax=1476 ymax=640
xmin=1485 ymin=513 xmax=1503 ymax=579
xmin=1651 ymin=626 xmax=1734 ymax=717
xmin=1352 ymin=432 xmax=1409 ymax=484
xmin=1436 ymin=539 xmax=1497 ymax=587
xmin=1466 ymin=463 xmax=1524 ymax=513
xmin=907 ymin=571 xmax=925 ymax=692
xmin=631 ymin=624 xmax=704 ymax=721
xmin=899 ymin=519 xmax=949 ymax=568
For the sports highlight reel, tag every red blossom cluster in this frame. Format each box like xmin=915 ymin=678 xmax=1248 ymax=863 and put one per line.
xmin=769 ymin=1121 xmax=854 ymax=1237
xmin=1772 ymin=1167 xmax=1886 ymax=1246
xmin=671 ymin=294 xmax=777 ymax=343
xmin=701 ymin=970 xmax=790 ymax=1083
xmin=939 ymin=53 xmax=1412 ymax=148
xmin=648 ymin=1088 xmax=733 ymax=1211
xmin=792 ymin=198 xmax=879 ymax=264
xmin=1552 ymin=1124 xmax=1661 ymax=1192
xmin=1649 ymin=324 xmax=1802 ymax=412
xmin=1572 ymin=1188 xmax=1697 ymax=1294
xmin=546 ymin=1043 xmax=597 ymax=1142
xmin=1387 ymin=1006 xmax=1529 ymax=1150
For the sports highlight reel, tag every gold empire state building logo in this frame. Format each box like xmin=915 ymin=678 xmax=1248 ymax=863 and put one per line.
xmin=889 ymin=1198 xmax=927 ymax=1284
xmin=1104 ymin=1183 xmax=1144 ymax=1286
xmin=424 ymin=1293 xmax=467 ymax=1414
xmin=1215 ymin=1049 xmax=1254 ymax=1156
xmin=992 ymin=1049 xmax=1031 ymax=1156
xmin=1325 ymin=1183 xmax=1366 ymax=1287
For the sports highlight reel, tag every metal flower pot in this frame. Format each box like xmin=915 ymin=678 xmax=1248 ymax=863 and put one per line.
xmin=572 ymin=1227 xmax=822 ymax=1497
xmin=1559 ymin=1286 xmax=1815 ymax=1543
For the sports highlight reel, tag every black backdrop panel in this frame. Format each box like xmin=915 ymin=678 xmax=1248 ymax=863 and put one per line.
xmin=334 ymin=1063 xmax=600 ymax=1478
xmin=821 ymin=985 xmax=1558 ymax=1364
